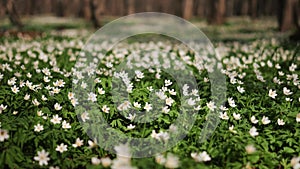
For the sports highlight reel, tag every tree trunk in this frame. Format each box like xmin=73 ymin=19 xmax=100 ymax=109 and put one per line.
xmin=289 ymin=0 xmax=300 ymax=40
xmin=175 ymin=0 xmax=184 ymax=16
xmin=55 ymin=0 xmax=64 ymax=17
xmin=264 ymin=0 xmax=273 ymax=15
xmin=240 ymin=0 xmax=249 ymax=16
xmin=250 ymin=0 xmax=257 ymax=19
xmin=67 ymin=0 xmax=81 ymax=17
xmin=226 ymin=0 xmax=234 ymax=17
xmin=127 ymin=0 xmax=135 ymax=14
xmin=90 ymin=0 xmax=101 ymax=28
xmin=196 ymin=0 xmax=206 ymax=18
xmin=292 ymin=0 xmax=299 ymax=29
xmin=183 ymin=0 xmax=193 ymax=19
xmin=117 ymin=0 xmax=125 ymax=15
xmin=159 ymin=0 xmax=178 ymax=15
xmin=278 ymin=0 xmax=298 ymax=32
xmin=257 ymin=0 xmax=264 ymax=17
xmin=135 ymin=0 xmax=146 ymax=13
xmin=4 ymin=0 xmax=23 ymax=28
xmin=0 ymin=0 xmax=6 ymax=17
xmin=208 ymin=0 xmax=226 ymax=25
xmin=145 ymin=0 xmax=153 ymax=12
xmin=108 ymin=0 xmax=123 ymax=15
xmin=82 ymin=0 xmax=91 ymax=19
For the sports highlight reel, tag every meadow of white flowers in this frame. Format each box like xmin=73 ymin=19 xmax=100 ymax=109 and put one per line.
xmin=0 ymin=35 xmax=299 ymax=168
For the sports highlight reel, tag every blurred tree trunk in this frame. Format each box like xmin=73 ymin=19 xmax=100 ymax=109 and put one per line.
xmin=289 ymin=0 xmax=300 ymax=40
xmin=135 ymin=0 xmax=146 ymax=13
xmin=160 ymin=0 xmax=176 ymax=15
xmin=292 ymin=0 xmax=299 ymax=29
xmin=110 ymin=0 xmax=114 ymax=15
xmin=25 ymin=0 xmax=35 ymax=15
xmin=175 ymin=0 xmax=183 ymax=16
xmin=226 ymin=0 xmax=234 ymax=17
xmin=3 ymin=0 xmax=23 ymax=28
xmin=38 ymin=0 xmax=52 ymax=14
xmin=145 ymin=0 xmax=153 ymax=11
xmin=278 ymin=0 xmax=299 ymax=32
xmin=196 ymin=0 xmax=206 ymax=18
xmin=117 ymin=0 xmax=125 ymax=15
xmin=17 ymin=0 xmax=31 ymax=15
xmin=90 ymin=0 xmax=101 ymax=28
xmin=127 ymin=0 xmax=135 ymax=14
xmin=151 ymin=0 xmax=160 ymax=12
xmin=257 ymin=0 xmax=265 ymax=17
xmin=0 ymin=1 xmax=5 ymax=17
xmin=208 ymin=0 xmax=226 ymax=25
xmin=183 ymin=0 xmax=193 ymax=19
xmin=109 ymin=0 xmax=123 ymax=15
xmin=250 ymin=0 xmax=257 ymax=19
xmin=240 ymin=0 xmax=249 ymax=16
xmin=67 ymin=0 xmax=80 ymax=17
xmin=55 ymin=0 xmax=64 ymax=17
xmin=82 ymin=0 xmax=91 ymax=19
xmin=271 ymin=1 xmax=279 ymax=16
xmin=264 ymin=0 xmax=273 ymax=15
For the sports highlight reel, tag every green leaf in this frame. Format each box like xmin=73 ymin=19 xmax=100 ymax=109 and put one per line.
xmin=248 ymin=154 xmax=260 ymax=163
xmin=282 ymin=147 xmax=295 ymax=154
xmin=261 ymin=141 xmax=269 ymax=151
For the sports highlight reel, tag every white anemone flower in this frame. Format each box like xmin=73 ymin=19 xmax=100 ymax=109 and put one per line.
xmin=55 ymin=143 xmax=68 ymax=153
xmin=0 ymin=129 xmax=9 ymax=142
xmin=249 ymin=126 xmax=259 ymax=137
xmin=268 ymin=89 xmax=277 ymax=99
xmin=34 ymin=149 xmax=50 ymax=166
